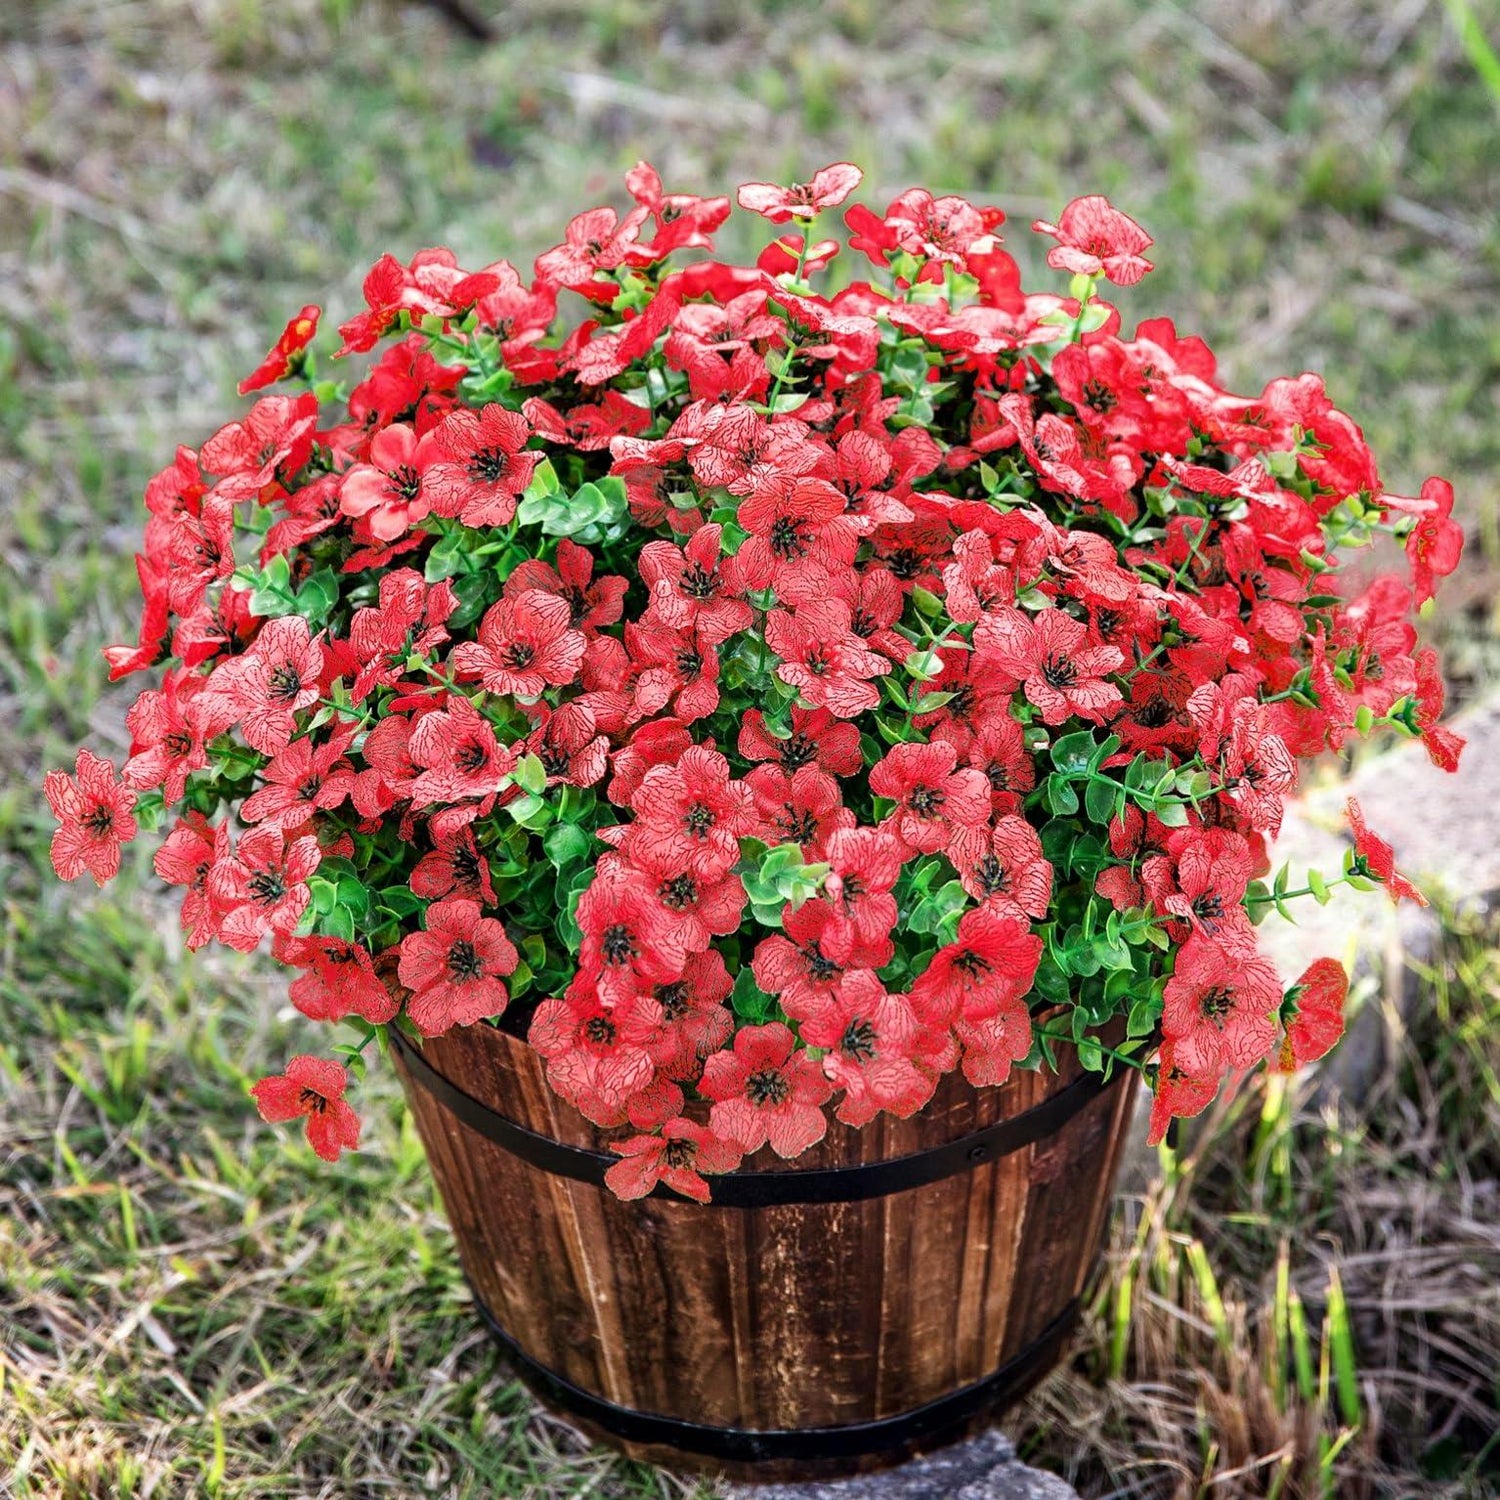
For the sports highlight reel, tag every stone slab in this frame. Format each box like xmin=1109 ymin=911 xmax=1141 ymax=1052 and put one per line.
xmin=718 ymin=1430 xmax=1078 ymax=1499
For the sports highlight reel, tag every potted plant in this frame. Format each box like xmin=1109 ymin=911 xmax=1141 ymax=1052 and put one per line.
xmin=46 ymin=162 xmax=1463 ymax=1480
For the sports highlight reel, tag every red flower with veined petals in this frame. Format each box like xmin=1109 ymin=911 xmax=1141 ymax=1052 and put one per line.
xmin=868 ymin=740 xmax=991 ymax=858
xmin=626 ymin=160 xmax=732 ymax=255
xmin=686 ymin=406 xmax=820 ymax=497
xmin=1274 ymin=957 xmax=1348 ymax=1073
xmin=164 ymin=496 xmax=235 ymax=613
xmin=1032 ymin=195 xmax=1154 ymax=285
xmin=1346 ymin=797 xmax=1426 ymax=906
xmin=910 ymin=904 xmax=1041 ymax=1028
xmin=506 ymin=538 xmax=628 ymax=635
xmin=737 ymin=162 xmax=863 ymax=224
xmin=1161 ymin=935 xmax=1280 ymax=1074
xmin=906 ymin=648 xmax=1014 ymax=756
xmin=339 ymin=423 xmax=438 ymax=542
xmin=410 ymin=823 xmax=496 ymax=904
xmin=751 ymin=897 xmax=869 ymax=1020
xmin=278 ymin=935 xmax=398 ymax=1024
xmin=954 ymin=815 xmax=1053 ymax=922
xmin=122 ymin=678 xmax=214 ymax=805
xmin=700 ymin=1022 xmax=833 ymax=1158
xmin=822 ymin=827 xmax=904 ymax=951
xmin=207 ymin=826 xmax=320 ymax=952
xmin=618 ymin=845 xmax=746 ymax=957
xmin=424 ymin=403 xmax=539 ymax=527
xmin=975 ymin=606 xmax=1124 ymax=726
xmin=239 ymin=305 xmax=320 ymax=395
xmin=450 ymin=590 xmax=586 ymax=699
xmin=529 ymin=981 xmax=664 ymax=1126
xmin=738 ymin=705 xmax=863 ymax=778
xmin=962 ymin=715 xmax=1036 ymax=815
xmin=1145 ymin=1039 xmax=1221 ymax=1147
xmin=1095 ymin=805 xmax=1172 ymax=912
xmin=765 ymin=598 xmax=891 ymax=719
xmin=942 ymin=529 xmax=1017 ymax=623
xmin=240 ymin=727 xmax=357 ymax=833
xmin=1413 ymin=648 xmax=1465 ymax=774
xmin=103 ymin=553 xmax=172 ymax=681
xmin=605 ymin=1118 xmax=744 ymax=1204
xmin=204 ymin=616 xmax=324 ymax=755
xmin=797 ymin=971 xmax=939 ymax=1127
xmin=251 ymin=1055 xmax=360 ymax=1163
xmin=638 ymin=524 xmax=753 ymax=643
xmin=534 ymin=204 xmax=652 ymax=293
xmin=576 ymin=861 xmax=690 ymax=1005
xmin=1141 ymin=827 xmax=1257 ymax=951
xmin=623 ymin=618 xmax=722 ymax=723
xmin=648 ymin=952 xmax=735 ymax=1080
xmin=524 ymin=701 xmax=609 ymax=788
xmin=349 ymin=569 xmax=456 ymax=702
xmin=201 ymin=393 xmax=318 ymax=498
xmin=1383 ymin=476 xmax=1464 ymax=608
xmin=45 ymin=749 xmax=137 ymax=885
xmin=746 ymin=764 xmax=855 ymax=857
xmin=736 ymin=477 xmax=859 ymax=595
xmin=1221 ymin=704 xmax=1296 ymax=835
xmin=154 ymin=812 xmax=219 ymax=949
xmin=954 ymin=1004 xmax=1036 ymax=1088
xmin=623 ymin=745 xmax=760 ymax=881
xmin=398 ymin=898 xmax=518 ymax=1034
xmin=606 ymin=718 xmax=696 ymax=807
xmin=407 ymin=696 xmax=516 ymax=809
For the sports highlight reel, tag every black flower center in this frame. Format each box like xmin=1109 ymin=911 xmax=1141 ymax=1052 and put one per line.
xmin=468 ymin=446 xmax=509 ymax=483
xmin=909 ymin=785 xmax=945 ymax=817
xmin=663 ymin=1137 xmax=698 ymax=1169
xmin=248 ymin=869 xmax=286 ymax=905
xmin=1041 ymin=654 xmax=1077 ymax=689
xmin=455 ymin=739 xmax=490 ymax=773
xmin=973 ymin=853 xmax=1010 ymax=896
xmin=658 ymin=874 xmax=698 ymax=911
xmin=746 ymin=1068 xmax=790 ymax=1107
xmin=600 ymin=923 xmax=635 ymax=965
xmin=447 ymin=939 xmax=484 ymax=981
xmin=840 ymin=1018 xmax=878 ymax=1061
xmin=779 ymin=732 xmax=815 ymax=770
xmin=267 ymin=663 xmax=305 ymax=704
xmin=387 ymin=464 xmax=422 ymax=502
xmin=1201 ymin=985 xmax=1234 ymax=1022
xmin=770 ymin=517 xmax=809 ymax=560
xmin=585 ymin=1015 xmax=617 ymax=1045
xmin=655 ymin=981 xmax=690 ymax=1021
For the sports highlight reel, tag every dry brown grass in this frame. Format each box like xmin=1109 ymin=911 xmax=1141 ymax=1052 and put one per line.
xmin=1015 ymin=910 xmax=1500 ymax=1498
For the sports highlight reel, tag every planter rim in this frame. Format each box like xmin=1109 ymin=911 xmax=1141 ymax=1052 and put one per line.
xmin=390 ymin=1026 xmax=1126 ymax=1207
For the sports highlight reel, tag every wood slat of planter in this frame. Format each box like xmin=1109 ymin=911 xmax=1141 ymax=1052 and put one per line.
xmin=395 ymin=1017 xmax=1139 ymax=1480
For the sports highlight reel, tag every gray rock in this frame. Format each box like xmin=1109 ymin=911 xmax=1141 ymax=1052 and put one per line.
xmin=718 ymin=1429 xmax=1079 ymax=1500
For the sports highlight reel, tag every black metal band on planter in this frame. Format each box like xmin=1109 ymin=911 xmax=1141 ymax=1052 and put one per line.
xmin=390 ymin=1027 xmax=1124 ymax=1207
xmin=468 ymin=1273 xmax=1079 ymax=1464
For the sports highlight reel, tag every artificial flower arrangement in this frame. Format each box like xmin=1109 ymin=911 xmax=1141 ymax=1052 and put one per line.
xmin=47 ymin=162 xmax=1464 ymax=1200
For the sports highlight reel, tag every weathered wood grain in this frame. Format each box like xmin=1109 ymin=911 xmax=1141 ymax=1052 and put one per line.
xmin=395 ymin=1019 xmax=1139 ymax=1481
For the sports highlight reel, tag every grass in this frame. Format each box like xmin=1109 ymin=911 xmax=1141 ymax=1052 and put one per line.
xmin=3 ymin=0 xmax=1500 ymax=1494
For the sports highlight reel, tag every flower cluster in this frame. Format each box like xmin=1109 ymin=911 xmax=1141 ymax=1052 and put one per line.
xmin=50 ymin=164 xmax=1462 ymax=1195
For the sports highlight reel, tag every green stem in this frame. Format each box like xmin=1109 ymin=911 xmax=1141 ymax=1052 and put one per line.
xmin=1244 ymin=873 xmax=1354 ymax=907
xmin=1032 ymin=1020 xmax=1152 ymax=1073
xmin=765 ymin=222 xmax=817 ymax=409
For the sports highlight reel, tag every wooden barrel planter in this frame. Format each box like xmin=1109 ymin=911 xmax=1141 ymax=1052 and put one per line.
xmin=392 ymin=1019 xmax=1138 ymax=1482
